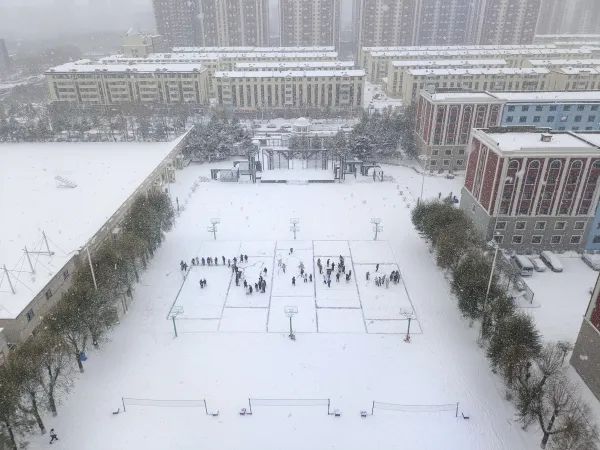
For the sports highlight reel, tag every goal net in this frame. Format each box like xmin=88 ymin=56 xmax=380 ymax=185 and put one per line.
xmin=371 ymin=401 xmax=458 ymax=416
xmin=121 ymin=397 xmax=218 ymax=415
xmin=244 ymin=398 xmax=334 ymax=415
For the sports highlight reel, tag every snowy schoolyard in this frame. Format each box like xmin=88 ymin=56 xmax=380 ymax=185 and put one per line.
xmin=26 ymin=161 xmax=595 ymax=450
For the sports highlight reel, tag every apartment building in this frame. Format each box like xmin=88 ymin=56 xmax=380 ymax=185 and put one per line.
xmin=399 ymin=67 xmax=550 ymax=105
xmin=415 ymin=91 xmax=504 ymax=171
xmin=46 ymin=62 xmax=210 ymax=106
xmin=460 ymin=129 xmax=600 ymax=252
xmin=385 ymin=59 xmax=508 ymax=97
xmin=234 ymin=61 xmax=355 ymax=71
xmin=525 ymin=59 xmax=600 ymax=69
xmin=571 ymin=273 xmax=600 ymax=401
xmin=121 ymin=32 xmax=163 ymax=58
xmin=471 ymin=0 xmax=542 ymax=45
xmin=0 ymin=38 xmax=11 ymax=78
xmin=152 ymin=0 xmax=201 ymax=47
xmin=279 ymin=0 xmax=340 ymax=48
xmin=152 ymin=0 xmax=269 ymax=47
xmin=355 ymin=0 xmax=418 ymax=50
xmin=198 ymin=0 xmax=269 ymax=47
xmin=414 ymin=0 xmax=473 ymax=46
xmin=363 ymin=47 xmax=594 ymax=83
xmin=214 ymin=69 xmax=364 ymax=111
xmin=536 ymin=0 xmax=600 ymax=35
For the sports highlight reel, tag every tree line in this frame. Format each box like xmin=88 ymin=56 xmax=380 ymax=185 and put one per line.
xmin=0 ymin=190 xmax=174 ymax=449
xmin=326 ymin=107 xmax=417 ymax=161
xmin=412 ymin=201 xmax=598 ymax=450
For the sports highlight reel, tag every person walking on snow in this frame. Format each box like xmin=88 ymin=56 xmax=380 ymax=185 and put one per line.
xmin=49 ymin=429 xmax=58 ymax=444
xmin=375 ymin=263 xmax=379 ymax=272
xmin=292 ymin=276 xmax=296 ymax=286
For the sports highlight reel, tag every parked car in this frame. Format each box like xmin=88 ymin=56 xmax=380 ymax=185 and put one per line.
xmin=529 ymin=257 xmax=547 ymax=272
xmin=540 ymin=251 xmax=563 ymax=272
xmin=582 ymin=253 xmax=600 ymax=271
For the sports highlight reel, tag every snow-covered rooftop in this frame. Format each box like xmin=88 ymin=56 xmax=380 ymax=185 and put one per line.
xmin=527 ymin=59 xmax=600 ymax=66
xmin=0 ymin=137 xmax=186 ymax=320
xmin=363 ymin=44 xmax=555 ymax=52
xmin=371 ymin=48 xmax=593 ymax=58
xmin=47 ymin=61 xmax=205 ymax=74
xmin=408 ymin=67 xmax=550 ymax=76
xmin=554 ymin=67 xmax=600 ymax=74
xmin=426 ymin=91 xmax=500 ymax=102
xmin=235 ymin=61 xmax=355 ymax=69
xmin=479 ymin=131 xmax=599 ymax=154
xmin=173 ymin=46 xmax=335 ymax=53
xmin=490 ymin=91 xmax=600 ymax=102
xmin=215 ymin=69 xmax=365 ymax=78
xmin=391 ymin=59 xmax=507 ymax=68
xmin=577 ymin=133 xmax=600 ymax=148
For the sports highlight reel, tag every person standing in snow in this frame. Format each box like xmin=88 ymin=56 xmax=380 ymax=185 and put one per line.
xmin=375 ymin=263 xmax=379 ymax=272
xmin=49 ymin=429 xmax=59 ymax=444
xmin=366 ymin=271 xmax=370 ymax=281
xmin=292 ymin=276 xmax=296 ymax=286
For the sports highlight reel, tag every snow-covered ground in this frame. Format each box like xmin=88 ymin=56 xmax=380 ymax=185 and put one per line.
xmin=26 ymin=163 xmax=593 ymax=450
xmin=364 ymin=81 xmax=404 ymax=112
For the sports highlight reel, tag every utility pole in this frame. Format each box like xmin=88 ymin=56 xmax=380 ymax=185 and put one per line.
xmin=480 ymin=234 xmax=501 ymax=340
xmin=86 ymin=246 xmax=98 ymax=290
xmin=290 ymin=218 xmax=300 ymax=240
xmin=207 ymin=218 xmax=220 ymax=240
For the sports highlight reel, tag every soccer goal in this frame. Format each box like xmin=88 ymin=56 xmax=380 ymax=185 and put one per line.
xmin=121 ymin=397 xmax=219 ymax=416
xmin=240 ymin=398 xmax=340 ymax=416
xmin=365 ymin=401 xmax=459 ymax=417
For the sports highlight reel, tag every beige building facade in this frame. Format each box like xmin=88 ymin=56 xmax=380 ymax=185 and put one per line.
xmin=215 ymin=69 xmax=364 ymax=112
xmin=279 ymin=0 xmax=341 ymax=48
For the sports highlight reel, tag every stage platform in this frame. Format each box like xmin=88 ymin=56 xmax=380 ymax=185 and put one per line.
xmin=259 ymin=169 xmax=335 ymax=183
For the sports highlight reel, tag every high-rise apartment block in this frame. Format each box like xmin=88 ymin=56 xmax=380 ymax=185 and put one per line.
xmin=355 ymin=0 xmax=543 ymax=49
xmin=0 ymin=38 xmax=10 ymax=77
xmin=537 ymin=0 xmax=600 ymax=35
xmin=471 ymin=0 xmax=541 ymax=45
xmin=153 ymin=0 xmax=269 ymax=48
xmin=279 ymin=0 xmax=341 ymax=48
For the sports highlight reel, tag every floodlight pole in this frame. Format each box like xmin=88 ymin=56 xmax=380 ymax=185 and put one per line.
xmin=24 ymin=246 xmax=35 ymax=273
xmin=289 ymin=315 xmax=294 ymax=340
xmin=42 ymin=231 xmax=53 ymax=255
xmin=86 ymin=246 xmax=98 ymax=291
xmin=3 ymin=265 xmax=15 ymax=294
xmin=480 ymin=236 xmax=500 ymax=340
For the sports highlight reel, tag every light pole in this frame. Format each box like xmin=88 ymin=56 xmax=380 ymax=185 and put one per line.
xmin=207 ymin=218 xmax=220 ymax=240
xmin=370 ymin=218 xmax=383 ymax=240
xmin=169 ymin=306 xmax=183 ymax=338
xmin=285 ymin=306 xmax=298 ymax=340
xmin=290 ymin=218 xmax=300 ymax=240
xmin=480 ymin=233 xmax=501 ymax=340
xmin=400 ymin=311 xmax=415 ymax=343
xmin=417 ymin=155 xmax=429 ymax=204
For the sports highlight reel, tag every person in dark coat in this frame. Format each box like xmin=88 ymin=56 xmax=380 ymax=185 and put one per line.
xmin=309 ymin=274 xmax=312 ymax=282
xmin=244 ymin=280 xmax=248 ymax=288
xmin=327 ymin=279 xmax=331 ymax=288
xmin=336 ymin=273 xmax=340 ymax=282
xmin=49 ymin=429 xmax=59 ymax=444
xmin=292 ymin=276 xmax=296 ymax=286
xmin=222 ymin=256 xmax=226 ymax=265
xmin=366 ymin=271 xmax=370 ymax=281
xmin=375 ymin=264 xmax=379 ymax=272
xmin=214 ymin=257 xmax=218 ymax=265
xmin=201 ymin=257 xmax=205 ymax=266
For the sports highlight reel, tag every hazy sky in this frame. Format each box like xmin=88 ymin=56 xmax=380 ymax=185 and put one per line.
xmin=0 ymin=0 xmax=353 ymax=42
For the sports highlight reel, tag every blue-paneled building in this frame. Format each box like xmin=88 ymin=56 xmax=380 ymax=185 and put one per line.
xmin=492 ymin=91 xmax=600 ymax=132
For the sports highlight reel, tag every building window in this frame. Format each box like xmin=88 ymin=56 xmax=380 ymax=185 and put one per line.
xmin=534 ymin=221 xmax=546 ymax=230
xmin=508 ymin=105 xmax=515 ymax=112
xmin=26 ymin=309 xmax=35 ymax=322
xmin=531 ymin=235 xmax=543 ymax=244
xmin=564 ymin=105 xmax=571 ymax=111
xmin=493 ymin=234 xmax=504 ymax=244
xmin=535 ymin=105 xmax=543 ymax=111
xmin=551 ymin=235 xmax=562 ymax=245
xmin=533 ymin=116 xmax=541 ymax=122
xmin=589 ymin=115 xmax=596 ymax=122
xmin=522 ymin=106 xmax=529 ymax=112
xmin=519 ymin=116 xmax=527 ymax=123
xmin=574 ymin=221 xmax=585 ymax=230
xmin=458 ymin=149 xmax=465 ymax=155
xmin=592 ymin=105 xmax=599 ymax=111
xmin=443 ymin=159 xmax=450 ymax=166
xmin=495 ymin=221 xmax=507 ymax=230
xmin=430 ymin=160 xmax=437 ymax=166
xmin=432 ymin=150 xmax=439 ymax=155
xmin=549 ymin=105 xmax=557 ymax=111
xmin=575 ymin=115 xmax=582 ymax=122
xmin=515 ymin=221 xmax=526 ymax=230
xmin=554 ymin=221 xmax=566 ymax=230
xmin=512 ymin=235 xmax=523 ymax=244
xmin=45 ymin=289 xmax=53 ymax=300
xmin=506 ymin=116 xmax=513 ymax=123
xmin=456 ymin=159 xmax=464 ymax=166
xmin=577 ymin=105 xmax=585 ymax=111
xmin=547 ymin=116 xmax=555 ymax=122
xmin=445 ymin=149 xmax=452 ymax=155
xmin=593 ymin=235 xmax=600 ymax=244
xmin=570 ymin=235 xmax=582 ymax=244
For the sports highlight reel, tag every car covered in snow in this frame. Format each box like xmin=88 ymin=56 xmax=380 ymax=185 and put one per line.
xmin=529 ymin=257 xmax=547 ymax=272
xmin=582 ymin=253 xmax=600 ymax=271
xmin=540 ymin=251 xmax=563 ymax=272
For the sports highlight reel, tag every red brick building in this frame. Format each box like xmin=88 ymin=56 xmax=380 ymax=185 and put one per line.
xmin=460 ymin=129 xmax=600 ymax=251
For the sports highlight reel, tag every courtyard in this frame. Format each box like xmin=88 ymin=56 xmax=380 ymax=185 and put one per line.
xmin=25 ymin=162 xmax=582 ymax=450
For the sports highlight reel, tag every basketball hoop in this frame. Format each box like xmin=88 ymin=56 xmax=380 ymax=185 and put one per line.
xmin=285 ymin=305 xmax=298 ymax=340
